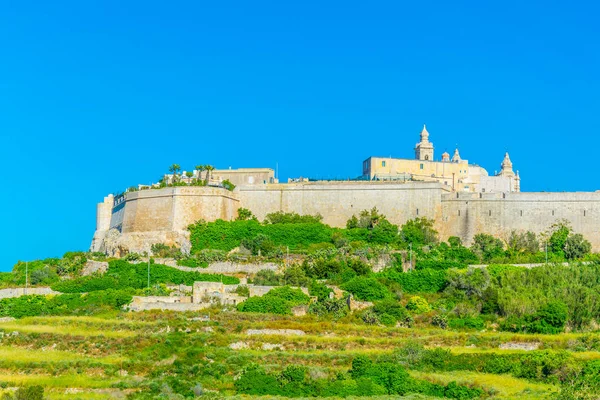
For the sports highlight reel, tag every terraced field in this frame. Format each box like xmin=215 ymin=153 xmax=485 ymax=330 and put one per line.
xmin=0 ymin=310 xmax=596 ymax=399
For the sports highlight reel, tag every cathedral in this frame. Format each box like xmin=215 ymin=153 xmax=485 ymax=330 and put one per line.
xmin=362 ymin=125 xmax=520 ymax=193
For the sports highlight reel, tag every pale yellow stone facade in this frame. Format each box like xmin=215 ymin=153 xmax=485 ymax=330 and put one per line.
xmin=363 ymin=125 xmax=520 ymax=193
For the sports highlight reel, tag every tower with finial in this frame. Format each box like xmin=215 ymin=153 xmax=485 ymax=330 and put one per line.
xmin=498 ymin=152 xmax=515 ymax=177
xmin=497 ymin=152 xmax=520 ymax=192
xmin=414 ymin=124 xmax=434 ymax=161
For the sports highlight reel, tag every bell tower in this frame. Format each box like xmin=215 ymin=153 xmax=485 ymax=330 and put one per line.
xmin=415 ymin=124 xmax=434 ymax=161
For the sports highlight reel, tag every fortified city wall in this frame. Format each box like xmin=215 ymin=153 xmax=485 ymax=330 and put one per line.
xmin=441 ymin=191 xmax=600 ymax=249
xmin=237 ymin=181 xmax=446 ymax=227
xmin=91 ymin=182 xmax=600 ymax=254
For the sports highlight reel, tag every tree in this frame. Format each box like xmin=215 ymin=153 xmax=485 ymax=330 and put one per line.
xmin=204 ymin=165 xmax=215 ymax=185
xmin=347 ymin=207 xmax=384 ymax=229
xmin=168 ymin=164 xmax=181 ymax=183
xmin=507 ymin=230 xmax=540 ymax=255
xmin=564 ymin=233 xmax=591 ymax=260
xmin=470 ymin=234 xmax=504 ymax=262
xmin=195 ymin=165 xmax=206 ymax=184
xmin=222 ymin=179 xmax=236 ymax=191
xmin=546 ymin=219 xmax=572 ymax=258
xmin=445 ymin=267 xmax=490 ymax=298
xmin=185 ymin=171 xmax=193 ymax=178
xmin=400 ymin=218 xmax=438 ymax=246
xmin=236 ymin=208 xmax=257 ymax=221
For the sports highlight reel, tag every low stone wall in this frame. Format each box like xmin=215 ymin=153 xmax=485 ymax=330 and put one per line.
xmin=154 ymin=259 xmax=280 ymax=274
xmin=0 ymin=287 xmax=59 ymax=300
xmin=128 ymin=296 xmax=208 ymax=312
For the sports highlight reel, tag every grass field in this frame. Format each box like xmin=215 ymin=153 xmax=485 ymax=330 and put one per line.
xmin=0 ymin=310 xmax=596 ymax=399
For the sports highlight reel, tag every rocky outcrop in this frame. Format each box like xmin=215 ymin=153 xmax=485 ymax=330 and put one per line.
xmin=98 ymin=229 xmax=192 ymax=257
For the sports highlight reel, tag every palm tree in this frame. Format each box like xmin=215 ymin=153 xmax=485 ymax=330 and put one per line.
xmin=168 ymin=164 xmax=181 ymax=184
xmin=204 ymin=165 xmax=215 ymax=186
xmin=195 ymin=165 xmax=205 ymax=185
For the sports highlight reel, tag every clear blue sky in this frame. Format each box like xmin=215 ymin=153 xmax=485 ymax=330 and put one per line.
xmin=1 ymin=0 xmax=599 ymax=271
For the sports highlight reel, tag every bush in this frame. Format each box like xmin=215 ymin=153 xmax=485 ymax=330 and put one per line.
xmin=400 ymin=217 xmax=438 ymax=246
xmin=150 ymin=243 xmax=182 ymax=258
xmin=406 ymin=296 xmax=431 ymax=314
xmin=380 ymin=269 xmax=448 ymax=293
xmin=265 ymin=286 xmax=310 ymax=306
xmin=189 ymin=219 xmax=333 ymax=253
xmin=241 ymin=233 xmax=277 ymax=256
xmin=308 ymin=281 xmax=333 ymax=302
xmin=416 ymin=260 xmax=467 ymax=270
xmin=308 ymin=297 xmax=348 ymax=320
xmin=432 ymin=314 xmax=448 ymax=329
xmin=237 ymin=296 xmax=290 ymax=314
xmin=341 ymin=277 xmax=390 ymax=301
xmin=0 ymin=289 xmax=134 ymax=318
xmin=52 ymin=260 xmax=238 ymax=293
xmin=252 ymin=269 xmax=281 ymax=286
xmin=448 ymin=317 xmax=485 ymax=330
xmin=471 ymin=234 xmax=505 ymax=262
xmin=373 ymin=299 xmax=411 ymax=322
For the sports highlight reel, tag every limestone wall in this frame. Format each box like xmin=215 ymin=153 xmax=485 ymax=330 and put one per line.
xmin=115 ymin=187 xmax=240 ymax=233
xmin=92 ymin=181 xmax=600 ymax=254
xmin=442 ymin=191 xmax=600 ymax=249
xmin=0 ymin=287 xmax=59 ymax=300
xmin=238 ymin=181 xmax=446 ymax=227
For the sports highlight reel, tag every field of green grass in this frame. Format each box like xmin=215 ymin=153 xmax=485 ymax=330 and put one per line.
xmin=0 ymin=310 xmax=596 ymax=399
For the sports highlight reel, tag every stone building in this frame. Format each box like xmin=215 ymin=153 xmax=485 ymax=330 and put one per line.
xmin=363 ymin=125 xmax=519 ymax=193
xmin=161 ymin=167 xmax=276 ymax=188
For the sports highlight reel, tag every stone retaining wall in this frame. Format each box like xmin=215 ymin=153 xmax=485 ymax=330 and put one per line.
xmin=0 ymin=287 xmax=59 ymax=300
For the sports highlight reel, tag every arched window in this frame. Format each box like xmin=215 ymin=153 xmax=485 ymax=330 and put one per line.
xmin=424 ymin=155 xmax=429 ymax=160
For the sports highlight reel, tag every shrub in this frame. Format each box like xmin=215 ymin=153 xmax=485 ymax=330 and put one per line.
xmin=406 ymin=296 xmax=431 ymax=314
xmin=189 ymin=219 xmax=333 ymax=253
xmin=308 ymin=297 xmax=348 ymax=320
xmin=264 ymin=211 xmax=323 ymax=224
xmin=448 ymin=317 xmax=485 ymax=330
xmin=150 ymin=243 xmax=182 ymax=258
xmin=308 ymin=281 xmax=333 ymax=302
xmin=432 ymin=314 xmax=448 ymax=329
xmin=400 ymin=217 xmax=438 ymax=246
xmin=564 ymin=234 xmax=592 ymax=260
xmin=341 ymin=277 xmax=390 ymax=301
xmin=471 ymin=234 xmax=504 ymax=261
xmin=265 ymin=286 xmax=310 ymax=306
xmin=380 ymin=268 xmax=448 ymax=293
xmin=236 ymin=208 xmax=256 ymax=221
xmin=52 ymin=260 xmax=238 ymax=293
xmin=237 ymin=296 xmax=291 ymax=315
xmin=373 ymin=299 xmax=410 ymax=322
xmin=416 ymin=260 xmax=467 ymax=270
xmin=252 ymin=269 xmax=281 ymax=286
xmin=241 ymin=234 xmax=276 ymax=256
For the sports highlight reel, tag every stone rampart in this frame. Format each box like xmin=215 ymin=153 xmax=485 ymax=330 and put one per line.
xmin=442 ymin=191 xmax=600 ymax=249
xmin=238 ymin=181 xmax=446 ymax=227
xmin=92 ymin=181 xmax=600 ymax=253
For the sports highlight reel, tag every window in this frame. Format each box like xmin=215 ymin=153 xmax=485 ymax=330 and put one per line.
xmin=425 ymin=155 xmax=429 ymax=160
xmin=520 ymin=210 xmax=523 ymax=216
xmin=420 ymin=164 xmax=424 ymax=170
xmin=382 ymin=161 xmax=386 ymax=167
xmin=584 ymin=210 xmax=587 ymax=217
xmin=552 ymin=210 xmax=555 ymax=216
xmin=416 ymin=209 xmax=419 ymax=215
xmin=489 ymin=210 xmax=492 ymax=216
xmin=458 ymin=210 xmax=461 ymax=216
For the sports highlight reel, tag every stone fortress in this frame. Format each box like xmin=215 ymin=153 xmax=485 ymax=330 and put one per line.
xmin=91 ymin=125 xmax=600 ymax=254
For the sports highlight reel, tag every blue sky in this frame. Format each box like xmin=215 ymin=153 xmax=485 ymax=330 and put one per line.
xmin=0 ymin=0 xmax=599 ymax=270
